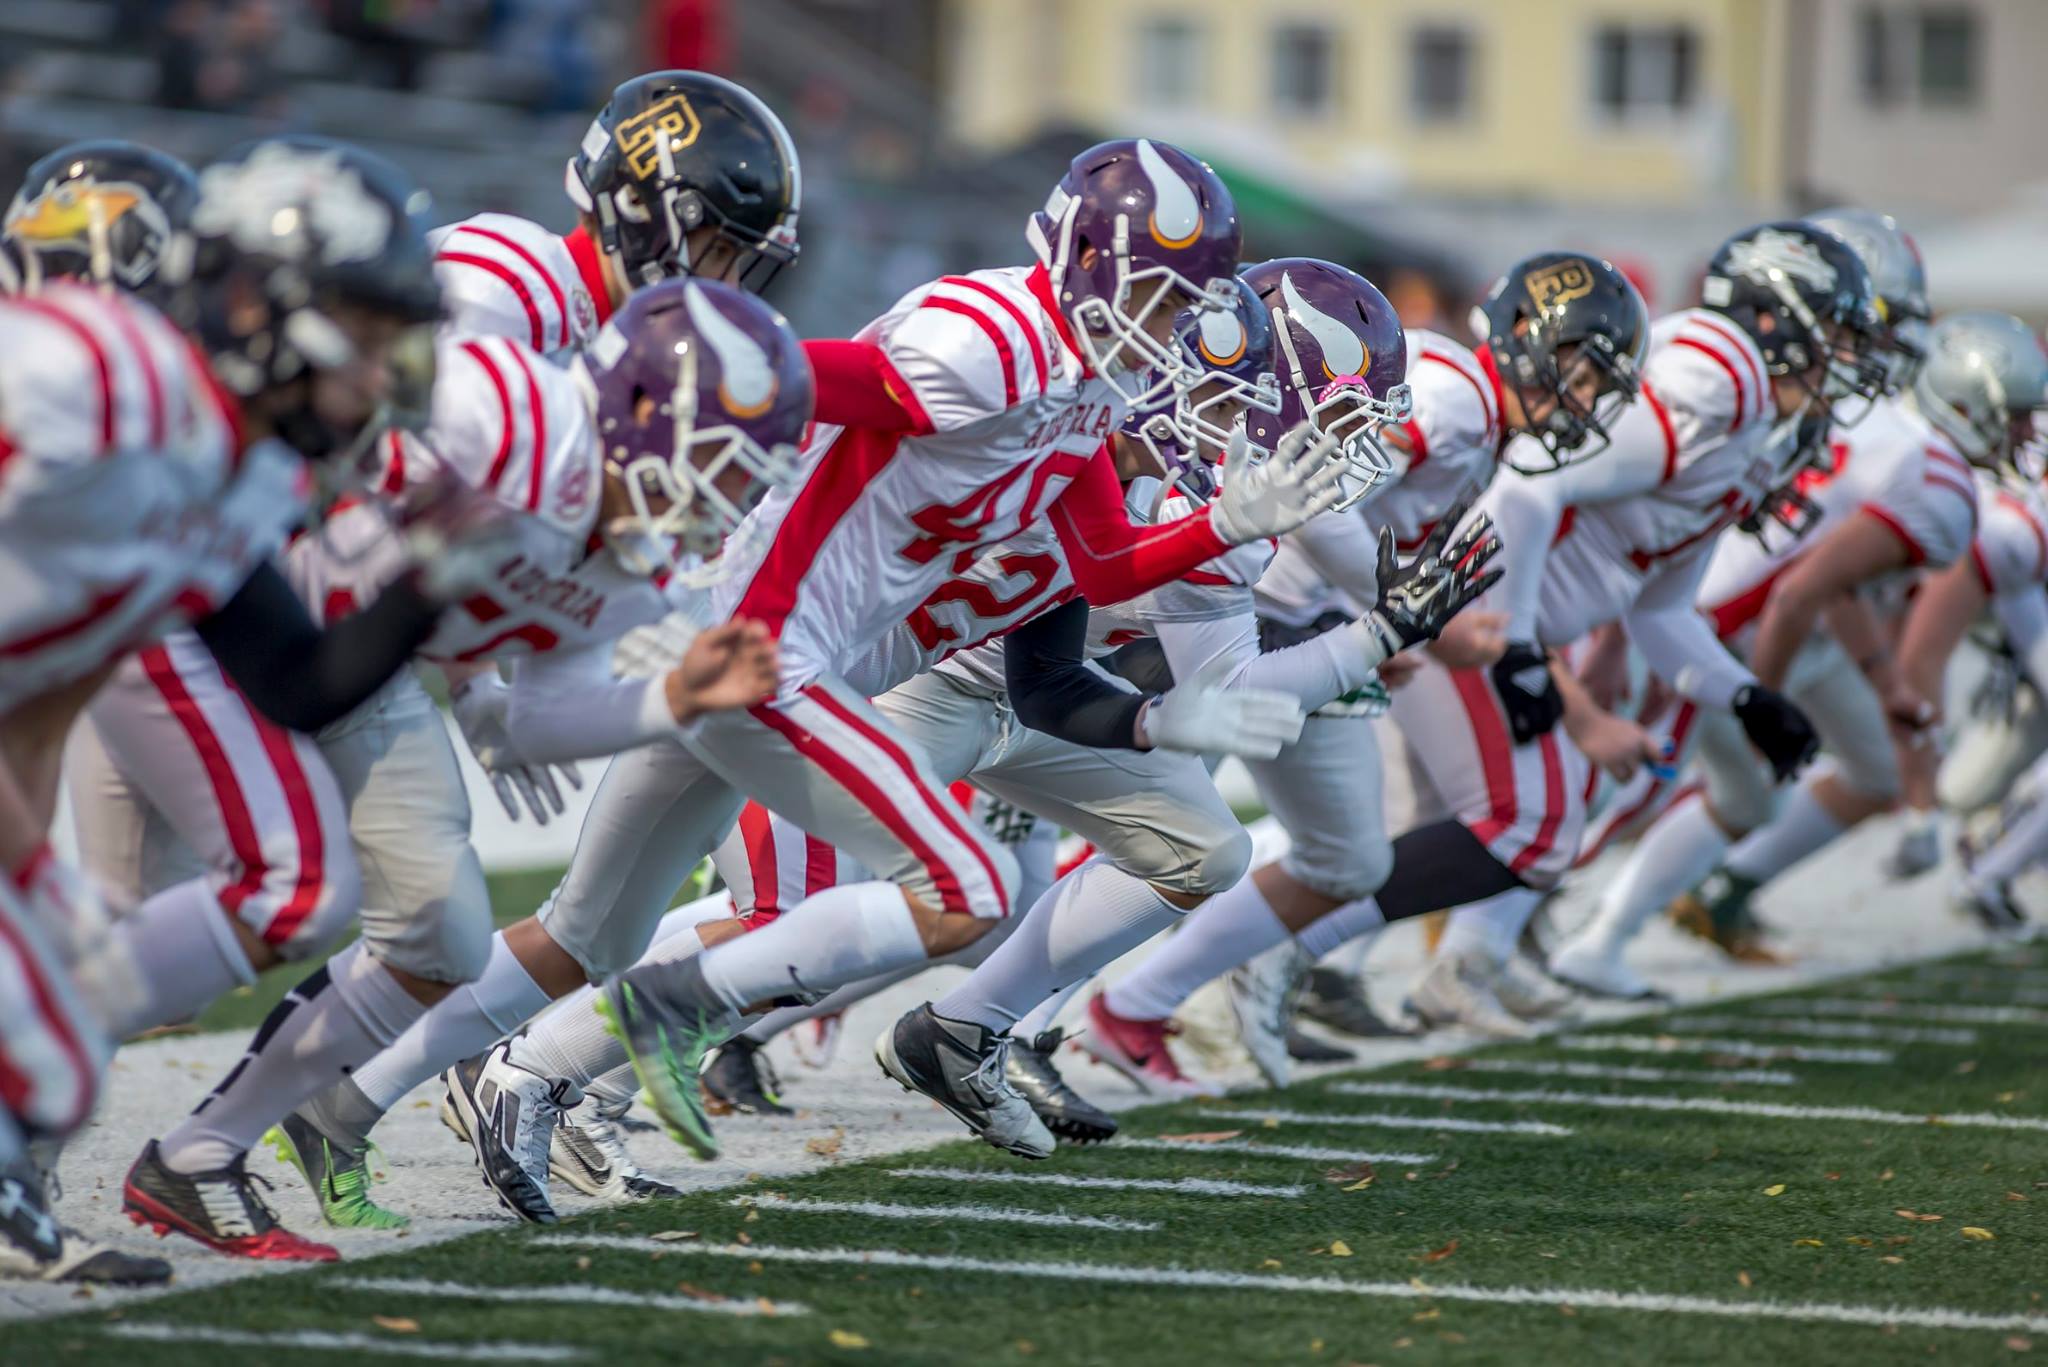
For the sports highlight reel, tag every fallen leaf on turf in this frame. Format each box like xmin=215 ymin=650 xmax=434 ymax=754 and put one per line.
xmin=1412 ymin=1308 xmax=1439 ymax=1322
xmin=651 ymin=1230 xmax=699 ymax=1242
xmin=1016 ymin=1341 xmax=1036 ymax=1355
xmin=1825 ymin=1172 xmax=1841 ymax=1181
xmin=1392 ymin=1338 xmax=1414 ymax=1350
xmin=1738 ymin=1270 xmax=1753 ymax=1288
xmin=2008 ymin=1192 xmax=2031 ymax=1203
xmin=1261 ymin=1258 xmax=1283 ymax=1269
xmin=806 ymin=1127 xmax=845 ymax=1158
xmin=575 ymin=1256 xmax=591 ymax=1270
xmin=675 ymin=1284 xmax=723 ymax=1302
xmin=1886 ymin=1235 xmax=1912 ymax=1246
xmin=1331 ymin=1240 xmax=1354 ymax=1257
xmin=1794 ymin=1239 xmax=1824 ymax=1248
xmin=1879 ymin=1255 xmax=1905 ymax=1265
xmin=758 ymin=1299 xmax=777 ymax=1317
xmin=1997 ymin=1091 xmax=2022 ymax=1103
xmin=1846 ymin=1237 xmax=1874 ymax=1247
xmin=1324 ymin=1163 xmax=1376 ymax=1185
xmin=1311 ymin=1338 xmax=1326 ymax=1352
xmin=745 ymin=1209 xmax=761 ymax=1224
xmin=411 ymin=1099 xmax=431 ymax=1109
xmin=1559 ymin=1305 xmax=1577 ymax=1317
xmin=1421 ymin=1055 xmax=1466 ymax=1071
xmin=1764 ymin=1184 xmax=1787 ymax=1196
xmin=1309 ymin=1246 xmax=1328 ymax=1256
xmin=828 ymin=1330 xmax=870 ymax=1350
xmin=1878 ymin=1168 xmax=1895 ymax=1181
xmin=1159 ymin=1130 xmax=1243 ymax=1144
xmin=1895 ymin=1209 xmax=1943 ymax=1222
xmin=1963 ymin=1226 xmax=1997 ymax=1241
xmin=1441 ymin=1332 xmax=1468 ymax=1345
xmin=1263 ymin=1116 xmax=1280 ymax=1130
xmin=1421 ymin=1239 xmax=1459 ymax=1264
xmin=373 ymin=1317 xmax=420 ymax=1334
xmin=747 ymin=1260 xmax=764 ymax=1275
xmin=2006 ymin=1336 xmax=2032 ymax=1352
xmin=1958 ymin=1060 xmax=1979 ymax=1074
xmin=1409 ymin=1278 xmax=1430 ymax=1292
xmin=1342 ymin=1178 xmax=1375 ymax=1192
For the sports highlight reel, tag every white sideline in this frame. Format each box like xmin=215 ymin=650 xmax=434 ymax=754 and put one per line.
xmin=1196 ymin=1107 xmax=1573 ymax=1137
xmin=1856 ymin=981 xmax=2048 ymax=1006
xmin=1560 ymin=1034 xmax=1892 ymax=1064
xmin=884 ymin=1166 xmax=1305 ymax=1198
xmin=102 ymin=1323 xmax=581 ymax=1360
xmin=331 ymin=1276 xmax=808 ymax=1317
xmin=728 ymin=1195 xmax=1160 ymax=1232
xmin=1329 ymin=1081 xmax=2048 ymax=1131
xmin=534 ymin=1236 xmax=2048 ymax=1337
xmin=1665 ymin=1016 xmax=1976 ymax=1045
xmin=1113 ymin=1137 xmax=1438 ymax=1164
xmin=1791 ymin=997 xmax=2048 ymax=1027
xmin=1909 ymin=965 xmax=2048 ymax=987
xmin=1454 ymin=1059 xmax=1799 ymax=1087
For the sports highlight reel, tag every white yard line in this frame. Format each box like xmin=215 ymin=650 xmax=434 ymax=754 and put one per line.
xmin=1788 ymin=997 xmax=2048 ymax=1027
xmin=1665 ymin=1015 xmax=1977 ymax=1045
xmin=1559 ymin=1033 xmax=1892 ymax=1064
xmin=331 ymin=1275 xmax=807 ymax=1317
xmin=1196 ymin=1107 xmax=1573 ymax=1137
xmin=1328 ymin=1081 xmax=2048 ymax=1131
xmin=535 ymin=1236 xmax=2048 ymax=1337
xmin=728 ymin=1194 xmax=1160 ymax=1232
xmin=101 ymin=1323 xmax=581 ymax=1360
xmin=1908 ymin=965 xmax=2048 ymax=989
xmin=884 ymin=1166 xmax=1305 ymax=1198
xmin=1113 ymin=1137 xmax=1439 ymax=1164
xmin=1453 ymin=1058 xmax=1799 ymax=1087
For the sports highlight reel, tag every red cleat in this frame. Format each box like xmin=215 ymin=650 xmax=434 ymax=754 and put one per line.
xmin=122 ymin=1140 xmax=339 ymax=1262
xmin=1080 ymin=994 xmax=1213 ymax=1099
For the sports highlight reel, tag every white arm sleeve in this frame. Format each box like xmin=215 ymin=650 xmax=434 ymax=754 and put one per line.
xmin=1289 ymin=508 xmax=1381 ymax=615
xmin=1153 ymin=613 xmax=1385 ymax=710
xmin=1994 ymin=586 xmax=2048 ymax=698
xmin=503 ymin=645 xmax=674 ymax=764
xmin=1621 ymin=541 xmax=1754 ymax=709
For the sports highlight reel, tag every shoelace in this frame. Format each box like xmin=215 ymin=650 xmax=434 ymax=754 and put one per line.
xmin=966 ymin=1034 xmax=1022 ymax=1103
xmin=570 ymin=1107 xmax=644 ymax=1182
xmin=198 ymin=1162 xmax=279 ymax=1236
xmin=324 ymin=1139 xmax=384 ymax=1205
xmin=517 ymin=1087 xmax=576 ymax=1181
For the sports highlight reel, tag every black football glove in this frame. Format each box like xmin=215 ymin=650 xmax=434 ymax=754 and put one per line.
xmin=1732 ymin=683 xmax=1819 ymax=782
xmin=1491 ymin=640 xmax=1562 ymax=744
xmin=1362 ymin=488 xmax=1504 ymax=657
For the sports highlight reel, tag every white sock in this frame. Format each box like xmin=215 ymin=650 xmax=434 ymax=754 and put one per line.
xmin=1440 ymin=888 xmax=1541 ymax=969
xmin=350 ymin=933 xmax=551 ymax=1112
xmin=1104 ymin=875 xmax=1288 ymax=1021
xmin=105 ymin=880 xmax=256 ymax=1038
xmin=698 ymin=881 xmax=928 ymax=1015
xmin=511 ymin=893 xmax=740 ymax=1085
xmin=1562 ymin=794 xmax=1728 ymax=962
xmin=1013 ymin=976 xmax=1092 ymax=1041
xmin=159 ymin=941 xmax=423 ymax=1172
xmin=1724 ymin=781 xmax=1846 ymax=883
xmin=1296 ymin=898 xmax=1385 ymax=961
xmin=1971 ymin=793 xmax=2048 ymax=889
xmin=934 ymin=857 xmax=1180 ymax=1032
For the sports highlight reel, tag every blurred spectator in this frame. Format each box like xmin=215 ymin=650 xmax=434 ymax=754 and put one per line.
xmin=153 ymin=0 xmax=207 ymax=109
xmin=153 ymin=0 xmax=285 ymax=117
xmin=648 ymin=0 xmax=730 ymax=74
xmin=496 ymin=0 xmax=594 ymax=113
xmin=327 ymin=0 xmax=436 ymax=92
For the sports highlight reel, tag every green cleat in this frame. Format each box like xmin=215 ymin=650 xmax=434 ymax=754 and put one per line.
xmin=265 ymin=1112 xmax=408 ymax=1231
xmin=595 ymin=961 xmax=732 ymax=1162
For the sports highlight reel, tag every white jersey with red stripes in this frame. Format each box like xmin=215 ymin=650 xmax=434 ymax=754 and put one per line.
xmin=429 ymin=213 xmax=603 ymax=361
xmin=1698 ymin=394 xmax=1978 ymax=639
xmin=839 ymin=519 xmax=1074 ymax=699
xmin=707 ymin=264 xmax=1125 ymax=691
xmin=1515 ymin=307 xmax=1779 ymax=647
xmin=1256 ymin=329 xmax=1504 ymax=627
xmin=286 ymin=331 xmax=674 ymax=663
xmin=0 ymin=283 xmax=304 ymax=713
xmin=933 ymin=480 xmax=1269 ymax=694
xmin=1969 ymin=473 xmax=2048 ymax=598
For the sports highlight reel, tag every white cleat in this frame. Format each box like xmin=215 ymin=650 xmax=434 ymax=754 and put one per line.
xmin=1547 ymin=940 xmax=1667 ymax=1002
xmin=1493 ymin=956 xmax=1581 ymax=1021
xmin=550 ymin=1095 xmax=685 ymax=1203
xmin=1406 ymin=954 xmax=1530 ymax=1040
xmin=1226 ymin=939 xmax=1310 ymax=1088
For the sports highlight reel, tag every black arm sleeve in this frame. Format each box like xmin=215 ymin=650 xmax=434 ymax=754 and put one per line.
xmin=1100 ymin=635 xmax=1175 ymax=694
xmin=193 ymin=561 xmax=443 ymax=733
xmin=1002 ymin=598 xmax=1148 ymax=751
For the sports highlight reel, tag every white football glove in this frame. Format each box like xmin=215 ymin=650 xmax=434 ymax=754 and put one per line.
xmin=1207 ymin=422 xmax=1348 ymax=546
xmin=451 ymin=674 xmax=582 ymax=825
xmin=1137 ymin=656 xmax=1306 ymax=760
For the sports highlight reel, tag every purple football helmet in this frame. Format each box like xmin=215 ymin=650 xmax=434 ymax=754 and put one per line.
xmin=1239 ymin=258 xmax=1411 ymax=505
xmin=1028 ymin=137 xmax=1242 ymax=406
xmin=577 ymin=278 xmax=813 ymax=573
xmin=1169 ymin=273 xmax=1281 ymax=464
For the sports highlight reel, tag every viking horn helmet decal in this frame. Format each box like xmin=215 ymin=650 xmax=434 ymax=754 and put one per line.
xmin=1280 ymin=270 xmax=1367 ymax=379
xmin=1135 ymin=139 xmax=1202 ymax=249
xmin=685 ymin=280 xmax=777 ymax=417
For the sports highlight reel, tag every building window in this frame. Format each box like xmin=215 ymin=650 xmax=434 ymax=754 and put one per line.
xmin=1137 ymin=17 xmax=1203 ymax=109
xmin=1272 ymin=23 xmax=1335 ymax=119
xmin=1410 ymin=26 xmax=1474 ymax=124
xmin=1917 ymin=8 xmax=1979 ymax=104
xmin=1591 ymin=23 xmax=1699 ymax=119
xmin=1857 ymin=5 xmax=1981 ymax=108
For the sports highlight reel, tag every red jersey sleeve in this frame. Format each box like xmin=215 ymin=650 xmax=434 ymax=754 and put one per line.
xmin=801 ymin=339 xmax=933 ymax=435
xmin=1048 ymin=445 xmax=1233 ymax=606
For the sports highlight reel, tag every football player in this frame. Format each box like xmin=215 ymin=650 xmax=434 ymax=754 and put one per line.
xmin=1085 ymin=254 xmax=1638 ymax=1084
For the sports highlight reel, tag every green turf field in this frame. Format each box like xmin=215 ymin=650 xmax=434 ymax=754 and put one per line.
xmin=24 ymin=947 xmax=2048 ymax=1365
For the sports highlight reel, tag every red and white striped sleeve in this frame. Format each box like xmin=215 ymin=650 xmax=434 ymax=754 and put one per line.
xmin=1862 ymin=437 xmax=1978 ymax=569
xmin=1969 ymin=480 xmax=2047 ymax=596
xmin=1401 ymin=331 xmax=1498 ymax=474
xmin=414 ymin=332 xmax=599 ymax=536
xmin=877 ymin=271 xmax=1052 ymax=434
xmin=429 ymin=213 xmax=590 ymax=359
xmin=1636 ymin=310 xmax=1769 ymax=479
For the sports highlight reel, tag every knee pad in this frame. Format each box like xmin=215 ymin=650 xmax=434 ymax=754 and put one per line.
xmin=1283 ymin=835 xmax=1393 ymax=904
xmin=1189 ymin=826 xmax=1254 ymax=898
xmin=357 ymin=852 xmax=494 ymax=984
